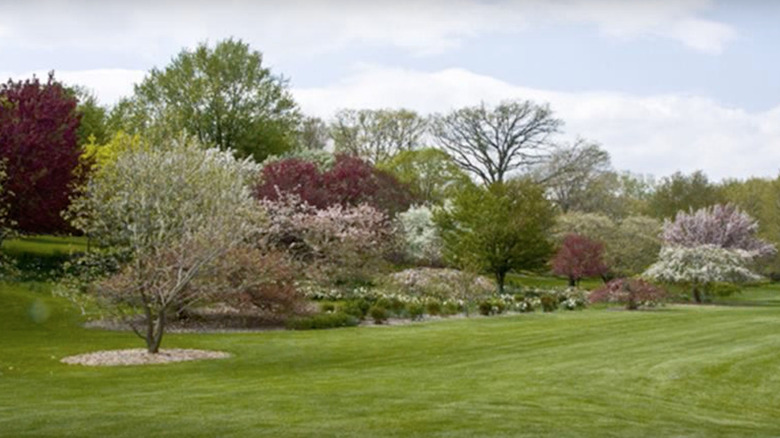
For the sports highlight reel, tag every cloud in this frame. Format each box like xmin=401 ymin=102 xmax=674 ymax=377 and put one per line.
xmin=0 ymin=0 xmax=736 ymax=58
xmin=293 ymin=65 xmax=780 ymax=180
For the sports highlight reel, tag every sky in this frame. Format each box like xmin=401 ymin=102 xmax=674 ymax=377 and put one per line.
xmin=1 ymin=0 xmax=779 ymax=180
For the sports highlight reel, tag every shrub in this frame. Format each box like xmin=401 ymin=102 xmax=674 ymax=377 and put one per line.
xmin=369 ymin=305 xmax=389 ymax=324
xmin=396 ymin=205 xmax=443 ymax=265
xmin=320 ymin=302 xmax=336 ymax=313
xmin=425 ymin=299 xmax=442 ymax=316
xmin=285 ymin=312 xmax=360 ymax=330
xmin=540 ymin=294 xmax=559 ymax=312
xmin=384 ymin=268 xmax=494 ymax=300
xmin=590 ymin=278 xmax=667 ymax=310
xmin=406 ymin=302 xmax=424 ymax=320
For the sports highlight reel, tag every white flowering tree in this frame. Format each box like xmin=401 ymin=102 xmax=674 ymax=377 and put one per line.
xmin=644 ymin=245 xmax=761 ymax=303
xmin=663 ymin=204 xmax=775 ymax=257
xmin=66 ymin=136 xmax=261 ymax=353
xmin=397 ymin=205 xmax=442 ymax=265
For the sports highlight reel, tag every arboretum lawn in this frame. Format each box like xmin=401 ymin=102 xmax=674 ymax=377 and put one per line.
xmin=2 ymin=238 xmax=780 ymax=437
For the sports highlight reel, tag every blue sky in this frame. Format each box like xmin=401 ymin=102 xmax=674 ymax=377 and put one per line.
xmin=1 ymin=0 xmax=779 ymax=180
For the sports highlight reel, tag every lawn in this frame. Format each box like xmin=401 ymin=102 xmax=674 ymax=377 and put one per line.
xmin=2 ymin=275 xmax=780 ymax=437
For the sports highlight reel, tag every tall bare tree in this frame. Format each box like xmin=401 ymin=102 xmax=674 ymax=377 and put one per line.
xmin=430 ymin=100 xmax=562 ymax=185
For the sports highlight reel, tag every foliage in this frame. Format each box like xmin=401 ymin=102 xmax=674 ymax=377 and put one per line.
xmin=589 ymin=278 xmax=667 ymax=310
xmin=377 ymin=148 xmax=473 ymax=205
xmin=0 ymin=73 xmax=81 ymax=233
xmin=430 ymin=100 xmax=562 ymax=185
xmin=644 ymin=245 xmax=761 ymax=303
xmin=256 ymin=154 xmax=414 ymax=216
xmin=662 ymin=203 xmax=775 ymax=258
xmin=330 ymin=108 xmax=427 ymax=164
xmin=551 ymin=234 xmax=609 ymax=286
xmin=435 ymin=180 xmax=555 ymax=293
xmin=259 ymin=193 xmax=393 ymax=286
xmin=648 ymin=170 xmax=724 ymax=219
xmin=369 ymin=305 xmax=389 ymax=324
xmin=79 ymin=131 xmax=148 ymax=176
xmin=70 ymin=86 xmax=109 ymax=146
xmin=553 ymin=212 xmax=661 ymax=277
xmin=396 ymin=205 xmax=443 ymax=265
xmin=64 ymin=136 xmax=261 ymax=352
xmin=110 ymin=38 xmax=300 ymax=162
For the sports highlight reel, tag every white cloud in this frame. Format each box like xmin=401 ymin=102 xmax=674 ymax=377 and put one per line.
xmin=293 ymin=65 xmax=780 ymax=180
xmin=0 ymin=0 xmax=735 ymax=58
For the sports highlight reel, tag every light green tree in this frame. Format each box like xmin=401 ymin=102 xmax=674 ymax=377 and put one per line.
xmin=434 ymin=179 xmax=555 ymax=293
xmin=109 ymin=38 xmax=300 ymax=162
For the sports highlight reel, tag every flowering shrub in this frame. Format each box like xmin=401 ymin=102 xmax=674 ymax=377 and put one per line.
xmin=589 ymin=278 xmax=667 ymax=310
xmin=384 ymin=268 xmax=494 ymax=300
xmin=396 ymin=205 xmax=443 ymax=265
xmin=259 ymin=193 xmax=393 ymax=285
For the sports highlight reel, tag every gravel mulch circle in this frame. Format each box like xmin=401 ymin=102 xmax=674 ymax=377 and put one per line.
xmin=61 ymin=348 xmax=231 ymax=367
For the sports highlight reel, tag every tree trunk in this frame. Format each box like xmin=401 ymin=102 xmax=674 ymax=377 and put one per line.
xmin=145 ymin=309 xmax=166 ymax=354
xmin=692 ymin=286 xmax=702 ymax=304
xmin=568 ymin=276 xmax=576 ymax=287
xmin=496 ymin=271 xmax=506 ymax=294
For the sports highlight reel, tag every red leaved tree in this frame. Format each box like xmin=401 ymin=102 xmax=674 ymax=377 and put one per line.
xmin=256 ymin=154 xmax=414 ymax=216
xmin=0 ymin=73 xmax=81 ymax=233
xmin=551 ymin=233 xmax=608 ymax=286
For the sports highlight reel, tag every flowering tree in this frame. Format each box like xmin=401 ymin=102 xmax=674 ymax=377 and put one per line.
xmin=65 ymin=136 xmax=261 ymax=353
xmin=589 ymin=278 xmax=667 ymax=310
xmin=551 ymin=234 xmax=609 ymax=286
xmin=256 ymin=153 xmax=414 ymax=216
xmin=663 ymin=204 xmax=775 ymax=257
xmin=0 ymin=73 xmax=81 ymax=233
xmin=644 ymin=245 xmax=761 ymax=303
xmin=396 ymin=205 xmax=443 ymax=265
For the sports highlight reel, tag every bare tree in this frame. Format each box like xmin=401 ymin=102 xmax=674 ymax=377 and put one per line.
xmin=430 ymin=100 xmax=562 ymax=185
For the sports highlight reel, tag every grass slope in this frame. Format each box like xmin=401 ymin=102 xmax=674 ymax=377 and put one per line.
xmin=1 ymin=279 xmax=780 ymax=437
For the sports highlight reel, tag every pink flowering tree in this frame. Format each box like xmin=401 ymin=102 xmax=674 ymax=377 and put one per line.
xmin=551 ymin=234 xmax=609 ymax=287
xmin=663 ymin=204 xmax=775 ymax=257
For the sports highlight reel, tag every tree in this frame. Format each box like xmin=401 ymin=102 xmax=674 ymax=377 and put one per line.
xmin=111 ymin=38 xmax=300 ymax=162
xmin=644 ymin=245 xmax=761 ymax=303
xmin=662 ymin=204 xmax=775 ymax=257
xmin=551 ymin=234 xmax=609 ymax=286
xmin=65 ymin=136 xmax=261 ymax=353
xmin=0 ymin=159 xmax=12 ymax=244
xmin=0 ymin=73 xmax=81 ymax=233
xmin=434 ymin=179 xmax=555 ymax=293
xmin=430 ymin=100 xmax=562 ymax=185
xmin=648 ymin=170 xmax=724 ymax=219
xmin=377 ymin=148 xmax=473 ymax=205
xmin=330 ymin=108 xmax=427 ymax=164
xmin=256 ymin=154 xmax=414 ymax=216
xmin=533 ymin=140 xmax=612 ymax=213
xmin=71 ymin=86 xmax=109 ymax=146
xmin=297 ymin=116 xmax=329 ymax=150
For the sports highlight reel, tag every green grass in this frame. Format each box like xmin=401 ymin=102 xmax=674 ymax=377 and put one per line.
xmin=2 ymin=278 xmax=780 ymax=437
xmin=507 ymin=272 xmax=603 ymax=290
xmin=2 ymin=235 xmax=88 ymax=257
